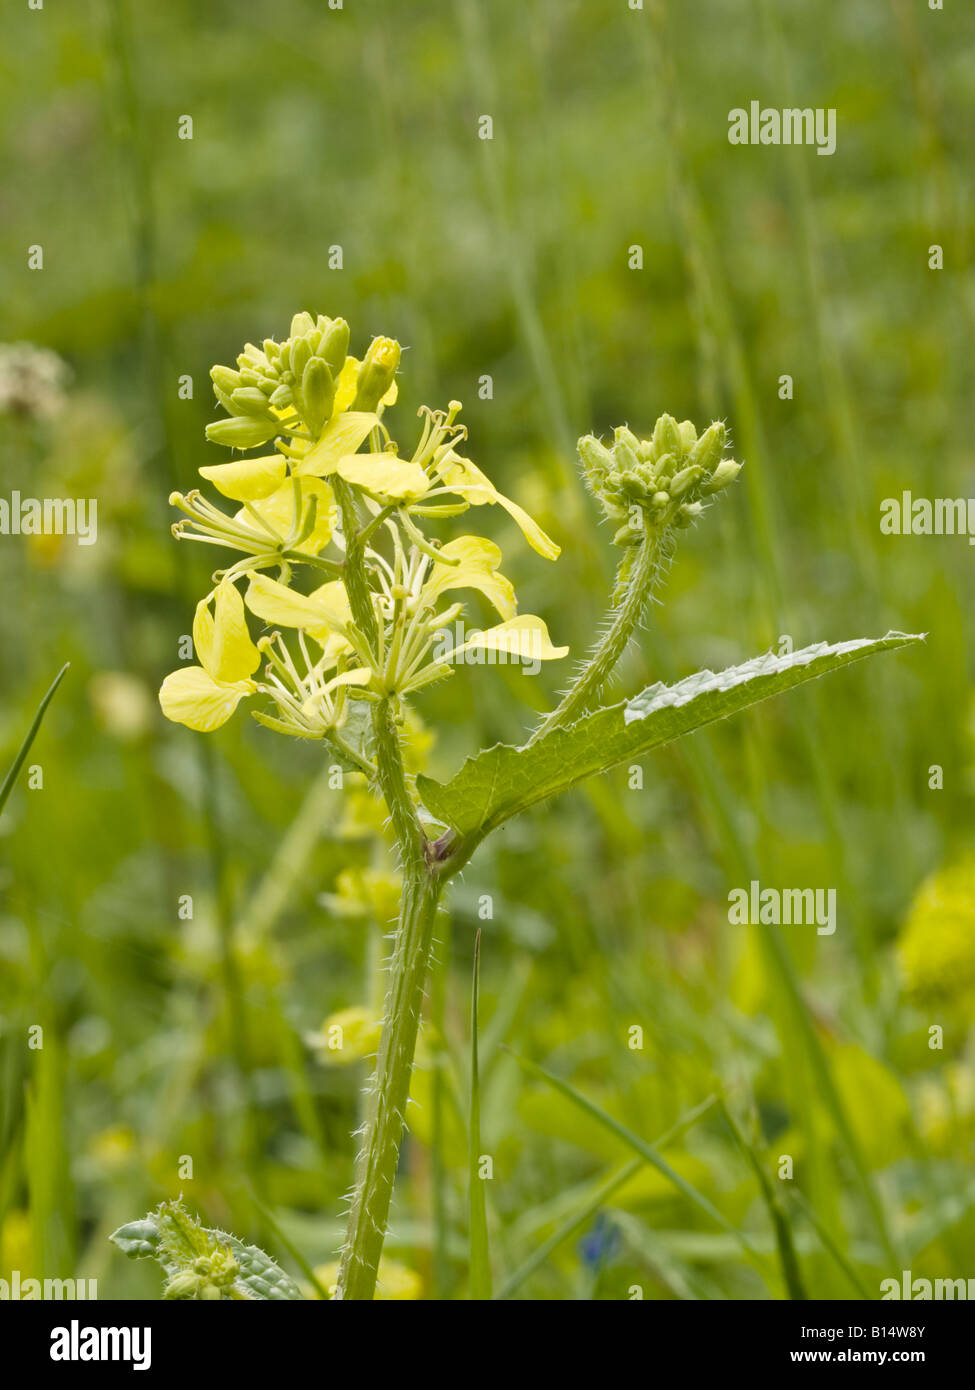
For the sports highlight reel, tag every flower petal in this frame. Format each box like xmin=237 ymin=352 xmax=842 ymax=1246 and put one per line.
xmin=446 ymin=615 xmax=569 ymax=663
xmin=236 ymin=477 xmax=336 ymax=554
xmin=159 ymin=666 xmax=252 ymax=732
xmin=193 ymin=580 xmax=260 ymax=684
xmin=435 ymin=451 xmax=560 ymax=560
xmin=245 ymin=573 xmax=349 ymax=644
xmin=198 ymin=454 xmax=287 ymax=501
xmin=334 ymin=452 xmax=430 ymax=502
xmin=422 ymin=536 xmax=517 ymax=620
xmin=297 ymin=411 xmax=380 ymax=478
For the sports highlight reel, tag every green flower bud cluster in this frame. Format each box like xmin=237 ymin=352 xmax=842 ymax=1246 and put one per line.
xmin=163 ymin=1245 xmax=241 ymax=1301
xmin=578 ymin=416 xmax=741 ymax=546
xmin=206 ymin=311 xmax=352 ymax=448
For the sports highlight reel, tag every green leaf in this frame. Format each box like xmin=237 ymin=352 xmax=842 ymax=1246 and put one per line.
xmin=0 ymin=663 xmax=69 ymax=816
xmin=418 ymin=633 xmax=923 ymax=839
xmin=110 ymin=1199 xmax=305 ymax=1300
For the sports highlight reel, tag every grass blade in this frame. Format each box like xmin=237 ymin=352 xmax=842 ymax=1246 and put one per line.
xmin=0 ymin=663 xmax=70 ymax=816
xmin=505 ymin=1049 xmax=757 ymax=1259
xmin=718 ymin=1100 xmax=807 ymax=1300
xmin=496 ymin=1092 xmax=719 ymax=1300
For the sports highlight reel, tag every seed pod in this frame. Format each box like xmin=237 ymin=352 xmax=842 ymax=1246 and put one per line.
xmin=690 ymin=421 xmax=727 ymax=473
xmin=230 ymin=386 xmax=273 ymax=416
xmin=301 ymin=357 xmax=336 ymax=437
xmin=318 ymin=318 xmax=350 ymax=376
xmin=206 ymin=416 xmax=278 ymax=449
xmin=701 ymin=458 xmax=742 ymax=493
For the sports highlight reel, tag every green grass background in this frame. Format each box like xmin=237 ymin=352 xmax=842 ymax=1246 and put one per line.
xmin=1 ymin=0 xmax=973 ymax=1298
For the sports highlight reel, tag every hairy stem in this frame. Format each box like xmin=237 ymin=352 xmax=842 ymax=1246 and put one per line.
xmin=531 ymin=528 xmax=666 ymax=741
xmin=338 ymin=864 xmax=442 ymax=1299
xmin=333 ymin=475 xmax=440 ymax=1299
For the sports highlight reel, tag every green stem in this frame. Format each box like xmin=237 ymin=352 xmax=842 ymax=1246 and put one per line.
xmin=332 ymin=474 xmax=443 ymax=1300
xmin=531 ymin=528 xmax=665 ymax=741
xmin=338 ymin=865 xmax=443 ymax=1299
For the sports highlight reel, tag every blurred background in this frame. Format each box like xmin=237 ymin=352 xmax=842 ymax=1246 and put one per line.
xmin=1 ymin=0 xmax=973 ymax=1299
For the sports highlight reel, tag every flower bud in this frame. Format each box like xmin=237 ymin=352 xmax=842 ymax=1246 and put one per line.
xmin=290 ymin=311 xmax=316 ymax=340
xmin=613 ymin=438 xmax=640 ymax=474
xmin=269 ymin=383 xmax=293 ymax=410
xmin=205 ymin=416 xmax=278 ymax=449
xmin=578 ymin=434 xmax=614 ymax=484
xmin=301 ymin=357 xmax=336 ymax=437
xmin=668 ymin=463 xmax=704 ymax=497
xmin=210 ymin=365 xmax=242 ymax=396
xmin=652 ymin=413 xmax=681 ymax=459
xmin=676 ymin=500 xmax=705 ymax=527
xmin=291 ymin=336 xmax=313 ymax=383
xmin=690 ymin=421 xmax=727 ymax=473
xmin=318 ymin=318 xmax=350 ymax=376
xmin=230 ymin=386 xmax=273 ymax=416
xmin=701 ymin=458 xmax=742 ymax=493
xmin=352 ymin=337 xmax=401 ymax=411
xmin=678 ymin=420 xmax=697 ymax=455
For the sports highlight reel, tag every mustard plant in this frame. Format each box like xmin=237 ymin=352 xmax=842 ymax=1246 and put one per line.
xmin=117 ymin=311 xmax=920 ymax=1300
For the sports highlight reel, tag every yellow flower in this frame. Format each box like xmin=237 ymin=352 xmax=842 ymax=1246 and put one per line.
xmin=899 ymin=855 xmax=975 ymax=1017
xmin=312 ymin=1257 xmax=422 ymax=1300
xmin=233 ymin=476 xmax=337 ymax=556
xmin=307 ymin=1005 xmax=382 ymax=1065
xmin=434 ymin=449 xmax=561 ymax=560
xmin=445 ymin=613 xmax=569 ymax=663
xmin=159 ymin=580 xmax=260 ymax=731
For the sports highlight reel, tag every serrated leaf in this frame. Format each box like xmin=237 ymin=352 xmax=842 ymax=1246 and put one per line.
xmin=417 ymin=633 xmax=923 ymax=838
xmin=110 ymin=1200 xmax=305 ymax=1300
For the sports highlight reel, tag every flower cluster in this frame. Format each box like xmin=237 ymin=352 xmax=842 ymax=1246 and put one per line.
xmin=159 ymin=314 xmax=567 ymax=756
xmin=578 ymin=415 xmax=741 ymax=547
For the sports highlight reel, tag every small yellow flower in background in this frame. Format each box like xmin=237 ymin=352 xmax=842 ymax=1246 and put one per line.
xmin=88 ymin=1124 xmax=137 ymax=1172
xmin=89 ymin=671 xmax=154 ymax=741
xmin=159 ymin=580 xmax=259 ymax=731
xmin=306 ymin=1005 xmax=382 ymax=1065
xmin=898 ymin=855 xmax=975 ymax=1018
xmin=0 ymin=1210 xmax=34 ymax=1275
xmin=320 ymin=867 xmax=402 ymax=925
xmin=916 ymin=1062 xmax=975 ymax=1156
xmin=312 ymin=1256 xmax=422 ymax=1300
